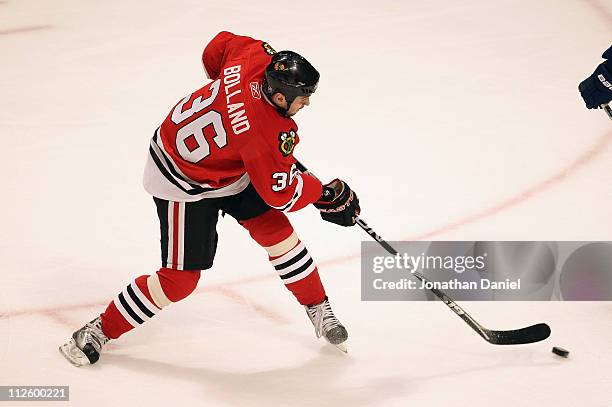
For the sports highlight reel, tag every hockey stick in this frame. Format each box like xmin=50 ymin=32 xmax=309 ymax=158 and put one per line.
xmin=602 ymin=103 xmax=612 ymax=120
xmin=296 ymin=160 xmax=551 ymax=345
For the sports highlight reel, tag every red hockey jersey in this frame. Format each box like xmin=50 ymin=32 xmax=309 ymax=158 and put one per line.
xmin=143 ymin=31 xmax=322 ymax=212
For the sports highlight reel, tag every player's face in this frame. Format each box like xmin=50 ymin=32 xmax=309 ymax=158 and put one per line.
xmin=271 ymin=93 xmax=311 ymax=117
xmin=285 ymin=96 xmax=310 ymax=116
xmin=288 ymin=96 xmax=310 ymax=115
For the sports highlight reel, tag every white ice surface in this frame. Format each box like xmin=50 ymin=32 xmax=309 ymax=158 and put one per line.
xmin=1 ymin=0 xmax=611 ymax=406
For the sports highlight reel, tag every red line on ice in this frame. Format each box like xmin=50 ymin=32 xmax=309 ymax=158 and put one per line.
xmin=0 ymin=25 xmax=52 ymax=36
xmin=583 ymin=0 xmax=612 ymax=25
xmin=213 ymin=286 xmax=291 ymax=325
xmin=406 ymin=129 xmax=612 ymax=240
xmin=1 ymin=130 xmax=610 ymax=323
xmin=1 ymin=0 xmax=611 ymax=330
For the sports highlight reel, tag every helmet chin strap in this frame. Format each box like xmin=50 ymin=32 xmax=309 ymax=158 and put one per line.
xmin=280 ymin=96 xmax=296 ymax=117
xmin=268 ymin=93 xmax=294 ymax=117
xmin=262 ymin=78 xmax=294 ymax=117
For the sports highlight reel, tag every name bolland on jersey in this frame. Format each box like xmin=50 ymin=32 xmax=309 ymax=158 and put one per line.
xmin=143 ymin=31 xmax=323 ymax=212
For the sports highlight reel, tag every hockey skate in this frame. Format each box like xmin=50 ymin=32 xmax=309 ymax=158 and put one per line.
xmin=59 ymin=317 xmax=109 ymax=367
xmin=305 ymin=297 xmax=348 ymax=353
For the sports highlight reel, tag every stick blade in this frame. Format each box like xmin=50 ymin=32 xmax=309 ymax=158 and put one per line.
xmin=487 ymin=323 xmax=551 ymax=345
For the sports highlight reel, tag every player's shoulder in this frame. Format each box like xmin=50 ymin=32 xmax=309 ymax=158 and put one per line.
xmin=215 ymin=32 xmax=275 ymax=67
xmin=246 ymin=97 xmax=300 ymax=156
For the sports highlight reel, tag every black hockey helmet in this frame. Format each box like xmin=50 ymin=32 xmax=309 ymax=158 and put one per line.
xmin=263 ymin=50 xmax=320 ymax=115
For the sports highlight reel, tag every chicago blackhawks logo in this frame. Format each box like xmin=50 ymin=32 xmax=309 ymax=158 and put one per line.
xmin=274 ymin=62 xmax=287 ymax=71
xmin=262 ymin=42 xmax=276 ymax=55
xmin=278 ymin=129 xmax=297 ymax=156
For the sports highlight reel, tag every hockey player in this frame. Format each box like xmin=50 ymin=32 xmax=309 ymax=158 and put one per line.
xmin=59 ymin=31 xmax=360 ymax=366
xmin=579 ymin=45 xmax=612 ymax=109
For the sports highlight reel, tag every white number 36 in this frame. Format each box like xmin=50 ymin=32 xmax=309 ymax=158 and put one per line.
xmin=272 ymin=164 xmax=299 ymax=192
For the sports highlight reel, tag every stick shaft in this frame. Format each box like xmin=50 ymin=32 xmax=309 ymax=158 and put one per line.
xmin=603 ymin=104 xmax=612 ymax=120
xmin=295 ymin=159 xmax=491 ymax=339
xmin=296 ymin=159 xmax=551 ymax=344
xmin=354 ymin=217 xmax=492 ymax=340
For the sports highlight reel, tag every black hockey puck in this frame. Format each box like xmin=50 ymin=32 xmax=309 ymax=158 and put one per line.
xmin=552 ymin=347 xmax=569 ymax=358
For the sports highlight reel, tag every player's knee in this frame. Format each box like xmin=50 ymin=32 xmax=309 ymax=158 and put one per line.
xmin=155 ymin=267 xmax=201 ymax=303
xmin=241 ymin=210 xmax=295 ymax=253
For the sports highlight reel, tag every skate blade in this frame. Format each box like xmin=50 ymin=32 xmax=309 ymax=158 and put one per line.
xmin=59 ymin=339 xmax=90 ymax=367
xmin=333 ymin=341 xmax=348 ymax=354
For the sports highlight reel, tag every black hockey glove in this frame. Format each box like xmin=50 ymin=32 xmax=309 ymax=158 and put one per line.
xmin=313 ymin=179 xmax=360 ymax=227
xmin=579 ymin=46 xmax=612 ymax=109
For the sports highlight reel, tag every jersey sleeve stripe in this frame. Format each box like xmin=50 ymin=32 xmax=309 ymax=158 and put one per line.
xmin=271 ymin=174 xmax=304 ymax=212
